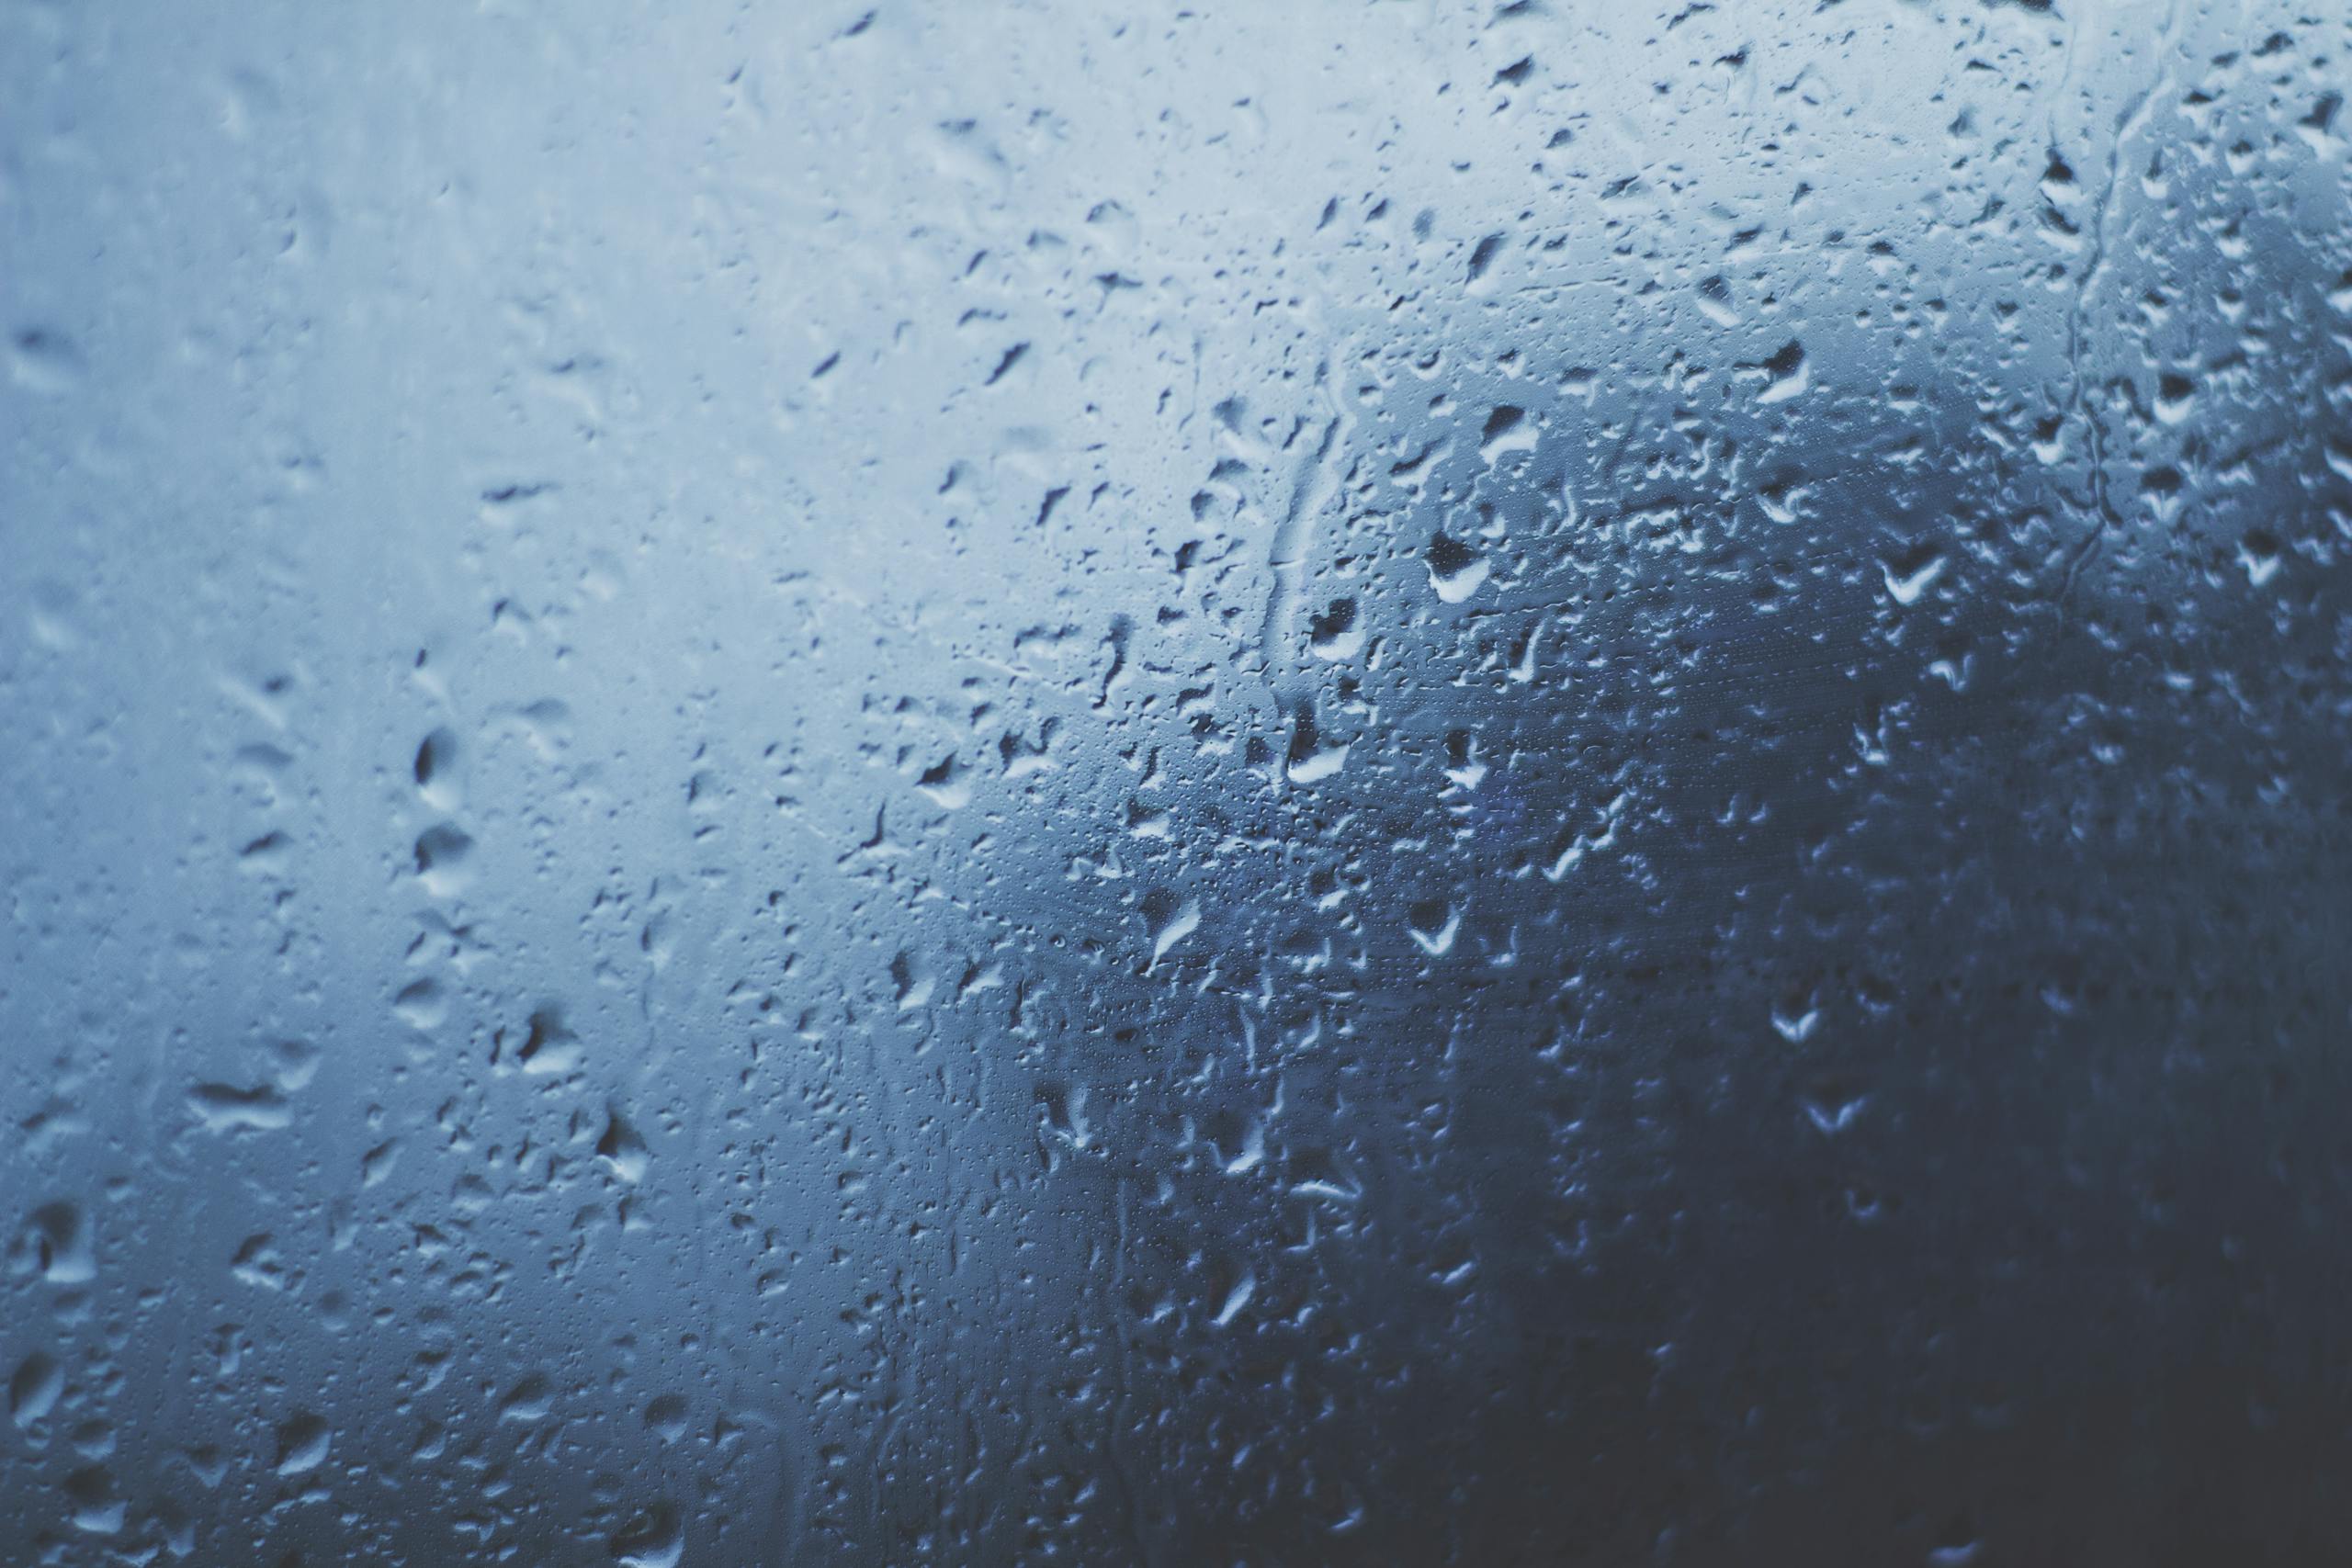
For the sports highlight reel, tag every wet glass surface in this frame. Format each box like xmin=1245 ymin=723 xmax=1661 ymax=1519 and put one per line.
xmin=5 ymin=3 xmax=2352 ymax=1562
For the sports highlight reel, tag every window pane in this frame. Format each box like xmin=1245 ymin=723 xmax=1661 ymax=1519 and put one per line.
xmin=4 ymin=3 xmax=2348 ymax=1562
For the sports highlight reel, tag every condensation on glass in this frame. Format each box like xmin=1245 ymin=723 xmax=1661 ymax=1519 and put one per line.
xmin=4 ymin=2 xmax=2350 ymax=1562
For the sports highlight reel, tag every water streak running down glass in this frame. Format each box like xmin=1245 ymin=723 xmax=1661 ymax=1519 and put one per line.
xmin=4 ymin=3 xmax=2351 ymax=1562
